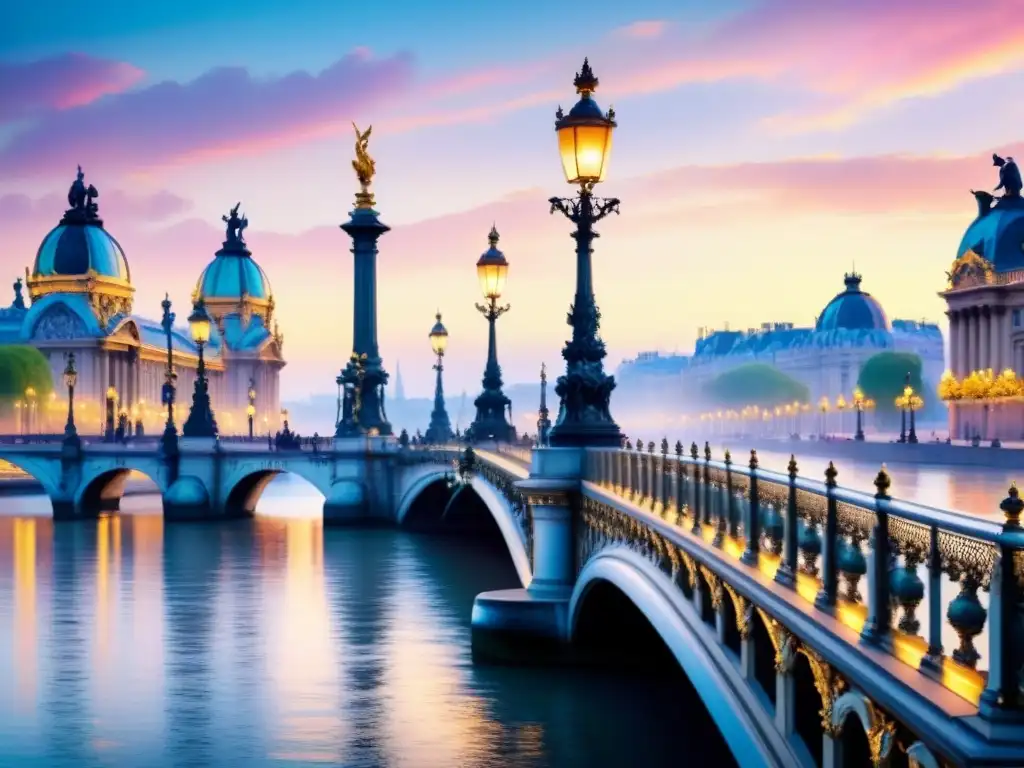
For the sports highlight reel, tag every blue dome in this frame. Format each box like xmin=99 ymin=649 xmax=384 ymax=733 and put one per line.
xmin=196 ymin=244 xmax=272 ymax=301
xmin=956 ymin=195 xmax=1024 ymax=272
xmin=815 ymin=273 xmax=889 ymax=332
xmin=33 ymin=221 xmax=130 ymax=281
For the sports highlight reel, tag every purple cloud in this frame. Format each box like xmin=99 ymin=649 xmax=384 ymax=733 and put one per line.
xmin=0 ymin=188 xmax=192 ymax=229
xmin=0 ymin=53 xmax=144 ymax=121
xmin=0 ymin=49 xmax=415 ymax=177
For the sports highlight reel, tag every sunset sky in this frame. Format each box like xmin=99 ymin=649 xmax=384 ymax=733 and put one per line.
xmin=2 ymin=0 xmax=1022 ymax=399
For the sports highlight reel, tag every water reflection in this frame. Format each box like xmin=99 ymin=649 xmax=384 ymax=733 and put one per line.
xmin=0 ymin=480 xmax=723 ymax=767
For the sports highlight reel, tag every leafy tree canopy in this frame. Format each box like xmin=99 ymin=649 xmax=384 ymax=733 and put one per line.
xmin=856 ymin=352 xmax=923 ymax=411
xmin=703 ymin=364 xmax=810 ymax=409
xmin=0 ymin=346 xmax=54 ymax=402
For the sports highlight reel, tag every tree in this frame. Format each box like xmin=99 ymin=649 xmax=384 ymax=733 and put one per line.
xmin=856 ymin=352 xmax=923 ymax=415
xmin=0 ymin=346 xmax=54 ymax=403
xmin=703 ymin=364 xmax=810 ymax=409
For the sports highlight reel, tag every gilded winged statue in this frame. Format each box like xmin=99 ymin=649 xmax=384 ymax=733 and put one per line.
xmin=352 ymin=123 xmax=375 ymax=191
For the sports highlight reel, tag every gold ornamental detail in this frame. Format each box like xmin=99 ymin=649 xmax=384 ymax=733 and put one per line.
xmin=351 ymin=123 xmax=376 ymax=210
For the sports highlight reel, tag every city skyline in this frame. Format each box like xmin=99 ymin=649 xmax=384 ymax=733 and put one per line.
xmin=3 ymin=0 xmax=1022 ymax=398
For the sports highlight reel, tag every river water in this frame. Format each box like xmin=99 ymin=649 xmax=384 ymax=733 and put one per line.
xmin=0 ymin=478 xmax=732 ymax=768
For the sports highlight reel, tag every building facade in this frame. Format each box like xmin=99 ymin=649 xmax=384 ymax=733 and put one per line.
xmin=942 ymin=156 xmax=1024 ymax=441
xmin=0 ymin=170 xmax=285 ymax=435
xmin=616 ymin=273 xmax=944 ymax=414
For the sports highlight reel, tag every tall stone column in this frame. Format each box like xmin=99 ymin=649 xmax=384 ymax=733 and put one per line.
xmin=337 ymin=142 xmax=392 ymax=437
xmin=980 ymin=306 xmax=991 ymax=372
xmin=947 ymin=311 xmax=959 ymax=377
xmin=997 ymin=306 xmax=1009 ymax=372
xmin=954 ymin=309 xmax=962 ymax=376
xmin=973 ymin=306 xmax=982 ymax=373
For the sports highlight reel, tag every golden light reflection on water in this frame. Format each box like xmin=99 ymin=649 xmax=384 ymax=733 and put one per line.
xmin=13 ymin=518 xmax=37 ymax=710
xmin=263 ymin=516 xmax=344 ymax=765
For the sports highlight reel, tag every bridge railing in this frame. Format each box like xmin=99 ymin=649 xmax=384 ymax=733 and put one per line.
xmin=582 ymin=442 xmax=1024 ymax=718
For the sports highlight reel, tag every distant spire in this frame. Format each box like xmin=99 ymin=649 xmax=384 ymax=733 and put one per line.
xmin=394 ymin=360 xmax=405 ymax=401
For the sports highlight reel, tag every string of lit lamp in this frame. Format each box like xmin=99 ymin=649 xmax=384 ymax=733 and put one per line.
xmin=693 ymin=389 xmax=881 ymax=425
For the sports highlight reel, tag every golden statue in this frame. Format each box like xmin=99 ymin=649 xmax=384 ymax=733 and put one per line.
xmin=351 ymin=123 xmax=376 ymax=208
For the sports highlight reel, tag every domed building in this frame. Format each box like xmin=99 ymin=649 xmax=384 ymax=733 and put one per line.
xmin=615 ymin=271 xmax=943 ymax=415
xmin=680 ymin=272 xmax=942 ymax=403
xmin=0 ymin=169 xmax=285 ymax=435
xmin=942 ymin=155 xmax=1024 ymax=440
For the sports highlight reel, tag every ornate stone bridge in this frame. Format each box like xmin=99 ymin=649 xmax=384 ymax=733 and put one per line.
xmin=2 ymin=434 xmax=1022 ymax=766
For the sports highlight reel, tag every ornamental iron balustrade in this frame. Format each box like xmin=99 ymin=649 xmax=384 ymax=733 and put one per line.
xmin=581 ymin=443 xmax=1024 ymax=720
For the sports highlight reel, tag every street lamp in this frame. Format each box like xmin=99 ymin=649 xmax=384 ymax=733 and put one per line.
xmin=547 ymin=58 xmax=622 ymax=448
xmin=182 ymin=298 xmax=218 ymax=438
xmin=468 ymin=226 xmax=514 ymax=443
xmin=818 ymin=396 xmax=830 ymax=438
xmin=24 ymin=387 xmax=36 ymax=434
xmin=160 ymin=294 xmax=178 ymax=454
xmin=836 ymin=394 xmax=847 ymax=437
xmin=62 ymin=352 xmax=79 ymax=448
xmin=247 ymin=377 xmax=256 ymax=440
xmin=425 ymin=311 xmax=453 ymax=444
xmin=896 ymin=372 xmax=916 ymax=444
xmin=852 ymin=387 xmax=866 ymax=441
xmin=105 ymin=385 xmax=117 ymax=442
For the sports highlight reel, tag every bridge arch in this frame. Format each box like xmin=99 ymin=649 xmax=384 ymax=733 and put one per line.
xmin=568 ymin=547 xmax=801 ymax=767
xmin=830 ymin=690 xmax=895 ymax=767
xmin=396 ymin=466 xmax=532 ymax=588
xmin=76 ymin=462 xmax=165 ymax=516
xmin=0 ymin=452 xmax=63 ymax=499
xmin=221 ymin=462 xmax=331 ymax=518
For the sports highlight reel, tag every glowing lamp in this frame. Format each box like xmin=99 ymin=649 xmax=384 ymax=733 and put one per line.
xmin=555 ymin=58 xmax=615 ymax=186
xmin=476 ymin=226 xmax=509 ymax=300
xmin=188 ymin=299 xmax=212 ymax=345
xmin=429 ymin=311 xmax=449 ymax=356
xmin=25 ymin=386 xmax=36 ymax=400
xmin=62 ymin=354 xmax=76 ymax=391
xmin=246 ymin=404 xmax=256 ymax=417
xmin=106 ymin=386 xmax=117 ymax=401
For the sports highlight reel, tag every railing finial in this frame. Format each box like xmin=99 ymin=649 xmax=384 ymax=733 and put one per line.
xmin=874 ymin=464 xmax=891 ymax=498
xmin=787 ymin=454 xmax=798 ymax=478
xmin=703 ymin=441 xmax=711 ymax=461
xmin=724 ymin=448 xmax=732 ymax=465
xmin=749 ymin=449 xmax=758 ymax=471
xmin=1000 ymin=481 xmax=1023 ymax=529
xmin=825 ymin=461 xmax=838 ymax=488
xmin=674 ymin=440 xmax=682 ymax=457
xmin=690 ymin=442 xmax=698 ymax=460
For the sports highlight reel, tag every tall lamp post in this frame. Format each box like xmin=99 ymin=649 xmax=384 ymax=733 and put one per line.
xmin=852 ymin=387 xmax=866 ymax=441
xmin=896 ymin=373 xmax=916 ymax=444
xmin=160 ymin=294 xmax=178 ymax=454
xmin=818 ymin=396 xmax=830 ymax=438
xmin=24 ymin=387 xmax=36 ymax=434
xmin=546 ymin=58 xmax=623 ymax=447
xmin=105 ymin=386 xmax=117 ymax=442
xmin=182 ymin=299 xmax=218 ymax=438
xmin=468 ymin=226 xmax=515 ymax=442
xmin=247 ymin=377 xmax=256 ymax=440
xmin=835 ymin=394 xmax=847 ymax=437
xmin=425 ymin=311 xmax=453 ymax=444
xmin=62 ymin=353 xmax=79 ymax=449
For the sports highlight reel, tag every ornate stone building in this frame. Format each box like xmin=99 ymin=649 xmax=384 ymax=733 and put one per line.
xmin=942 ymin=155 xmax=1024 ymax=440
xmin=616 ymin=272 xmax=944 ymax=411
xmin=0 ymin=169 xmax=286 ymax=434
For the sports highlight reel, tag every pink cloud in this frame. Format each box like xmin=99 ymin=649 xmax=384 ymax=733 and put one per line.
xmin=0 ymin=53 xmax=144 ymax=120
xmin=601 ymin=0 xmax=1024 ymax=131
xmin=0 ymin=50 xmax=414 ymax=177
xmin=614 ymin=20 xmax=669 ymax=39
